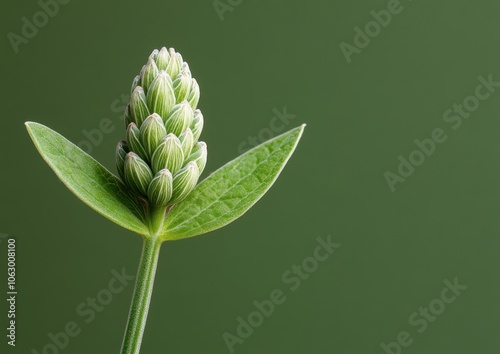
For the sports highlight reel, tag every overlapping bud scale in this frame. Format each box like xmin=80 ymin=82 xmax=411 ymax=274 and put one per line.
xmin=116 ymin=47 xmax=206 ymax=207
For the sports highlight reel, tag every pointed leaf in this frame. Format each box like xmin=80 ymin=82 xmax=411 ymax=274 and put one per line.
xmin=25 ymin=122 xmax=149 ymax=236
xmin=162 ymin=124 xmax=305 ymax=240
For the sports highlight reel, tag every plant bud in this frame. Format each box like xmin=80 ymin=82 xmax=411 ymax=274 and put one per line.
xmin=141 ymin=58 xmax=159 ymax=93
xmin=126 ymin=123 xmax=149 ymax=162
xmin=178 ymin=128 xmax=194 ymax=158
xmin=187 ymin=78 xmax=200 ymax=109
xmin=186 ymin=142 xmax=207 ymax=174
xmin=151 ymin=134 xmax=184 ymax=175
xmin=191 ymin=109 xmax=204 ymax=141
xmin=146 ymin=71 xmax=176 ymax=122
xmin=173 ymin=71 xmax=192 ymax=103
xmin=139 ymin=65 xmax=146 ymax=81
xmin=130 ymin=87 xmax=150 ymax=127
xmin=147 ymin=169 xmax=173 ymax=207
xmin=116 ymin=140 xmax=128 ymax=181
xmin=124 ymin=152 xmax=153 ymax=196
xmin=131 ymin=75 xmax=140 ymax=94
xmin=166 ymin=48 xmax=182 ymax=79
xmin=170 ymin=161 xmax=199 ymax=205
xmin=140 ymin=113 xmax=167 ymax=159
xmin=181 ymin=62 xmax=191 ymax=76
xmin=118 ymin=47 xmax=207 ymax=206
xmin=165 ymin=101 xmax=193 ymax=136
xmin=124 ymin=105 xmax=133 ymax=128
xmin=156 ymin=47 xmax=170 ymax=71
xmin=149 ymin=49 xmax=159 ymax=61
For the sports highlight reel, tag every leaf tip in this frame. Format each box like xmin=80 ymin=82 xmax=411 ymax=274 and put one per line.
xmin=25 ymin=122 xmax=38 ymax=141
xmin=295 ymin=123 xmax=306 ymax=140
xmin=25 ymin=121 xmax=42 ymax=133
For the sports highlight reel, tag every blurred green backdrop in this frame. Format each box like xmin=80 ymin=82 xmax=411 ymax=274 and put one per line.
xmin=1 ymin=0 xmax=500 ymax=353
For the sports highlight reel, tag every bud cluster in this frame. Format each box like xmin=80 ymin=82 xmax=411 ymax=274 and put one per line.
xmin=116 ymin=47 xmax=207 ymax=207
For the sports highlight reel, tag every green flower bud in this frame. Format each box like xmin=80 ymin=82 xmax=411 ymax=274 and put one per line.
xmin=147 ymin=169 xmax=173 ymax=207
xmin=191 ymin=109 xmax=204 ymax=141
xmin=130 ymin=87 xmax=150 ymax=127
xmin=124 ymin=105 xmax=133 ymax=129
xmin=156 ymin=47 xmax=170 ymax=71
xmin=186 ymin=142 xmax=207 ymax=174
xmin=139 ymin=64 xmax=145 ymax=77
xmin=166 ymin=48 xmax=183 ymax=79
xmin=173 ymin=70 xmax=192 ymax=103
xmin=181 ymin=62 xmax=191 ymax=77
xmin=141 ymin=58 xmax=159 ymax=93
xmin=187 ymin=78 xmax=200 ymax=109
xmin=151 ymin=134 xmax=184 ymax=175
xmin=146 ymin=71 xmax=176 ymax=122
xmin=126 ymin=123 xmax=149 ymax=162
xmin=116 ymin=140 xmax=128 ymax=181
xmin=149 ymin=49 xmax=159 ymax=61
xmin=170 ymin=161 xmax=199 ymax=205
xmin=117 ymin=47 xmax=207 ymax=207
xmin=165 ymin=101 xmax=193 ymax=136
xmin=178 ymin=128 xmax=194 ymax=158
xmin=124 ymin=152 xmax=153 ymax=196
xmin=140 ymin=113 xmax=167 ymax=159
xmin=131 ymin=75 xmax=140 ymax=94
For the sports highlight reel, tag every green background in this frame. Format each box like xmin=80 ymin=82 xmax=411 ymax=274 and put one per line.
xmin=1 ymin=0 xmax=499 ymax=353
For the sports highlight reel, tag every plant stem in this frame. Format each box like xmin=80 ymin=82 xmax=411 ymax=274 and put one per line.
xmin=120 ymin=236 xmax=162 ymax=354
xmin=148 ymin=206 xmax=167 ymax=236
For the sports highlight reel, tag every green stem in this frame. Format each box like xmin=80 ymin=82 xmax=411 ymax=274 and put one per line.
xmin=148 ymin=206 xmax=167 ymax=236
xmin=120 ymin=236 xmax=162 ymax=354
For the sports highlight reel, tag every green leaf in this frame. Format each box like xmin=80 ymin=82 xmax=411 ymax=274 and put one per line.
xmin=162 ymin=124 xmax=306 ymax=241
xmin=25 ymin=122 xmax=149 ymax=236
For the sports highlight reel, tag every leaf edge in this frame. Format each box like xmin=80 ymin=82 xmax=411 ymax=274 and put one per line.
xmin=161 ymin=123 xmax=306 ymax=241
xmin=25 ymin=121 xmax=150 ymax=237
